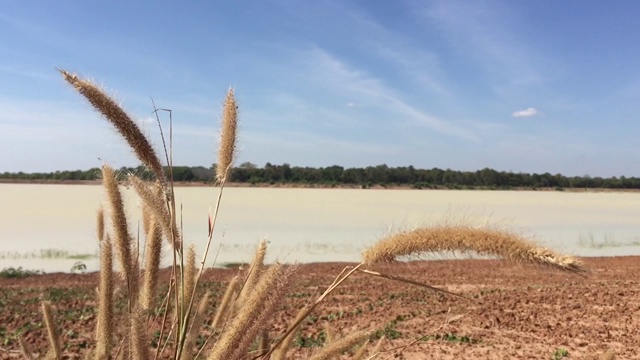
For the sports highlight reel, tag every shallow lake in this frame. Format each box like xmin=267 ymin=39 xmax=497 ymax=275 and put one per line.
xmin=1 ymin=184 xmax=639 ymax=273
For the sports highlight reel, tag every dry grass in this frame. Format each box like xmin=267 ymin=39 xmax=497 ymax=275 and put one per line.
xmin=216 ymin=89 xmax=238 ymax=184
xmin=307 ymin=330 xmax=370 ymax=360
xmin=96 ymin=236 xmax=113 ymax=359
xmin=41 ymin=301 xmax=60 ymax=359
xmin=15 ymin=69 xmax=589 ymax=360
xmin=362 ymin=223 xmax=585 ymax=273
xmin=59 ymin=70 xmax=164 ymax=182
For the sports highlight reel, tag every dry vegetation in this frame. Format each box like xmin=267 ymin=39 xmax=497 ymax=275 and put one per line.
xmin=7 ymin=70 xmax=589 ymax=359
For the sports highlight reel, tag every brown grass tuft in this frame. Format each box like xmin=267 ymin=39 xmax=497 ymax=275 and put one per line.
xmin=215 ymin=88 xmax=238 ymax=183
xmin=308 ymin=330 xmax=370 ymax=360
xmin=130 ymin=176 xmax=180 ymax=249
xmin=238 ymin=238 xmax=267 ymax=303
xmin=211 ymin=275 xmax=239 ymax=330
xmin=41 ymin=301 xmax=61 ymax=360
xmin=130 ymin=308 xmax=149 ymax=360
xmin=96 ymin=207 xmax=105 ymax=243
xmin=362 ymin=223 xmax=585 ymax=273
xmin=139 ymin=216 xmax=162 ymax=312
xmin=95 ymin=236 xmax=114 ymax=359
xmin=182 ymin=244 xmax=197 ymax=313
xmin=59 ymin=69 xmax=164 ymax=181
xmin=102 ymin=164 xmax=138 ymax=304
xmin=207 ymin=263 xmax=294 ymax=360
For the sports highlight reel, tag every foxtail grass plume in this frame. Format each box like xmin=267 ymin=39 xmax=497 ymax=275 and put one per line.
xmin=102 ymin=164 xmax=139 ymax=302
xmin=102 ymin=165 xmax=133 ymax=275
xmin=226 ymin=264 xmax=296 ymax=360
xmin=308 ymin=330 xmax=370 ymax=360
xmin=41 ymin=301 xmax=61 ymax=360
xmin=362 ymin=224 xmax=584 ymax=273
xmin=273 ymin=307 xmax=308 ymax=360
xmin=59 ymin=69 xmax=164 ymax=181
xmin=130 ymin=308 xmax=150 ymax=360
xmin=211 ymin=275 xmax=239 ymax=329
xmin=207 ymin=263 xmax=293 ymax=360
xmin=96 ymin=207 xmax=105 ymax=243
xmin=182 ymin=244 xmax=197 ymax=312
xmin=130 ymin=176 xmax=180 ymax=249
xmin=95 ymin=236 xmax=114 ymax=359
xmin=216 ymin=89 xmax=238 ymax=184
xmin=237 ymin=238 xmax=267 ymax=302
xmin=139 ymin=216 xmax=162 ymax=312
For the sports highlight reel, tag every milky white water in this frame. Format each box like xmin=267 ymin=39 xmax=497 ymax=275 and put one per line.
xmin=1 ymin=184 xmax=639 ymax=273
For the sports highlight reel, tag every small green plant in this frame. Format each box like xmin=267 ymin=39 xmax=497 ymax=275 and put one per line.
xmin=421 ymin=333 xmax=480 ymax=344
xmin=293 ymin=330 xmax=327 ymax=348
xmin=0 ymin=267 xmax=43 ymax=279
xmin=372 ymin=321 xmax=401 ymax=340
xmin=552 ymin=347 xmax=569 ymax=359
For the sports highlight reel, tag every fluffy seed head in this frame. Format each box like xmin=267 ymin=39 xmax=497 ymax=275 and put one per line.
xmin=216 ymin=89 xmax=238 ymax=184
xmin=130 ymin=176 xmax=180 ymax=250
xmin=102 ymin=165 xmax=133 ymax=277
xmin=207 ymin=263 xmax=294 ymax=360
xmin=96 ymin=236 xmax=114 ymax=357
xmin=41 ymin=301 xmax=61 ymax=359
xmin=96 ymin=207 xmax=105 ymax=243
xmin=139 ymin=217 xmax=162 ymax=311
xmin=59 ymin=69 xmax=164 ymax=181
xmin=362 ymin=224 xmax=584 ymax=273
xmin=308 ymin=330 xmax=370 ymax=360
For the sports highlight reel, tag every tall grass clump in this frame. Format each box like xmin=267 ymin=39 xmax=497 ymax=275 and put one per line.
xmin=15 ymin=70 xmax=587 ymax=360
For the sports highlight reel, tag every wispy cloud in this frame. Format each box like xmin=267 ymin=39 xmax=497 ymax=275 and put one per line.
xmin=418 ymin=0 xmax=551 ymax=94
xmin=342 ymin=8 xmax=452 ymax=97
xmin=512 ymin=107 xmax=538 ymax=118
xmin=298 ymin=47 xmax=478 ymax=141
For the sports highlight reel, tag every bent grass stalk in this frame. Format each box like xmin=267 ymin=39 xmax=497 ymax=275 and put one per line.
xmin=362 ymin=224 xmax=585 ymax=274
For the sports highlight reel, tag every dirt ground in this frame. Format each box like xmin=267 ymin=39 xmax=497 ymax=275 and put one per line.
xmin=1 ymin=256 xmax=638 ymax=359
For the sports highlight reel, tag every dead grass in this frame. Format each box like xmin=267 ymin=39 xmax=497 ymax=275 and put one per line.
xmin=362 ymin=223 xmax=585 ymax=274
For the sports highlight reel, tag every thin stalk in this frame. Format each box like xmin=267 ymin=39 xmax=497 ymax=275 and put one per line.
xmin=262 ymin=262 xmax=364 ymax=359
xmin=357 ymin=269 xmax=471 ymax=301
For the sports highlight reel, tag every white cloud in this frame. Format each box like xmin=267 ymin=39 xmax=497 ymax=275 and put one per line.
xmin=512 ymin=107 xmax=538 ymax=118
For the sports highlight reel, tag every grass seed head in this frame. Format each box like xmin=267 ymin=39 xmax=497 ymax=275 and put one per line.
xmin=59 ymin=69 xmax=164 ymax=181
xmin=216 ymin=88 xmax=238 ymax=184
xmin=362 ymin=223 xmax=585 ymax=273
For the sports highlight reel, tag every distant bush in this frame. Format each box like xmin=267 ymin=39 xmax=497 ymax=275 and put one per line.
xmin=0 ymin=267 xmax=43 ymax=279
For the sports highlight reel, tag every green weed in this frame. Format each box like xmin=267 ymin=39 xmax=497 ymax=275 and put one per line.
xmin=552 ymin=347 xmax=569 ymax=359
xmin=0 ymin=267 xmax=43 ymax=279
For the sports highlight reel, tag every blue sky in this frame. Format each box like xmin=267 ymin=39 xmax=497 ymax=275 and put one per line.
xmin=1 ymin=1 xmax=639 ymax=176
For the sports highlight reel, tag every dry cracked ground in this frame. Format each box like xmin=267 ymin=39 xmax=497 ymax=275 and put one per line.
xmin=1 ymin=256 xmax=639 ymax=359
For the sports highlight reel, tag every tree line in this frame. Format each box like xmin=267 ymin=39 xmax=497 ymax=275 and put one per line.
xmin=2 ymin=162 xmax=640 ymax=189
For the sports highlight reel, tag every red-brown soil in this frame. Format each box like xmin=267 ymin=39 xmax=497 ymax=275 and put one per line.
xmin=1 ymin=257 xmax=638 ymax=359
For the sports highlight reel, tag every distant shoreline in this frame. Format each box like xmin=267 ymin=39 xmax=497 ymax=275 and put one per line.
xmin=1 ymin=178 xmax=639 ymax=192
